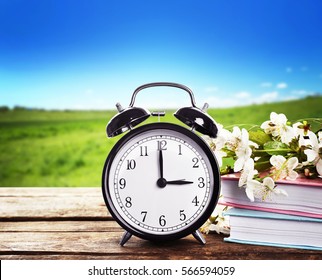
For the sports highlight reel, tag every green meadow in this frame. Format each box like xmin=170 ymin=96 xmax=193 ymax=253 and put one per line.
xmin=1 ymin=96 xmax=321 ymax=187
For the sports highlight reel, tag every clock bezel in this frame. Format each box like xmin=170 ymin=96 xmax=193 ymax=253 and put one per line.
xmin=102 ymin=122 xmax=221 ymax=242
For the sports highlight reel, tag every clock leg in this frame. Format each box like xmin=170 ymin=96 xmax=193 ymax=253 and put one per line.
xmin=119 ymin=231 xmax=132 ymax=246
xmin=192 ymin=230 xmax=206 ymax=245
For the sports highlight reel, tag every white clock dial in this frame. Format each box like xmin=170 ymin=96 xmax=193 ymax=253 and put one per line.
xmin=105 ymin=126 xmax=216 ymax=236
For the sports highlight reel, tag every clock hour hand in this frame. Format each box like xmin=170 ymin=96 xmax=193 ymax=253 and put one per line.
xmin=166 ymin=179 xmax=194 ymax=185
xmin=157 ymin=178 xmax=193 ymax=188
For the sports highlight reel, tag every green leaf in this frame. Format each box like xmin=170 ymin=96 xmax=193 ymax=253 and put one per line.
xmin=253 ymin=155 xmax=272 ymax=172
xmin=289 ymin=137 xmax=300 ymax=152
xmin=254 ymin=160 xmax=272 ymax=172
xmin=263 ymin=141 xmax=291 ymax=156
xmin=249 ymin=130 xmax=272 ymax=146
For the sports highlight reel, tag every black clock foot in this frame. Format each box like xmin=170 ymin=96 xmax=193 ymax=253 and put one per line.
xmin=119 ymin=231 xmax=132 ymax=246
xmin=192 ymin=230 xmax=206 ymax=245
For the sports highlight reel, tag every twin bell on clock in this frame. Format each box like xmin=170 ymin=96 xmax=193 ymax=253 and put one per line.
xmin=102 ymin=82 xmax=221 ymax=246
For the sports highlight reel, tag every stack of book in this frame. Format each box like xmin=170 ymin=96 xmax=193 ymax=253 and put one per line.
xmin=221 ymin=174 xmax=322 ymax=250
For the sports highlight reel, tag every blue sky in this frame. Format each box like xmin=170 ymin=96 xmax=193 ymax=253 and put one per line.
xmin=1 ymin=0 xmax=322 ymax=109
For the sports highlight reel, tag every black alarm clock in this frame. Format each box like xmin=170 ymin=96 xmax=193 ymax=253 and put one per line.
xmin=102 ymin=82 xmax=220 ymax=246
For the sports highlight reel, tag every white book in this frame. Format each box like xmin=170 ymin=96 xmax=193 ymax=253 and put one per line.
xmin=221 ymin=174 xmax=322 ymax=218
xmin=224 ymin=208 xmax=322 ymax=250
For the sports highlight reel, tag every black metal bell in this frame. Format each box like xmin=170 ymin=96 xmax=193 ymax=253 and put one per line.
xmin=174 ymin=103 xmax=218 ymax=138
xmin=106 ymin=103 xmax=150 ymax=137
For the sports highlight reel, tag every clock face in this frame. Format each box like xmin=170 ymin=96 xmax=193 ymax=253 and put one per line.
xmin=102 ymin=123 xmax=220 ymax=241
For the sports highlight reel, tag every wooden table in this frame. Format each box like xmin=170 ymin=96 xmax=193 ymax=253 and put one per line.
xmin=0 ymin=187 xmax=321 ymax=260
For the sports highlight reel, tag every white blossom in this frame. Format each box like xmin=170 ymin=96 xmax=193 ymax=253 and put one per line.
xmin=203 ymin=135 xmax=226 ymax=167
xmin=261 ymin=112 xmax=295 ymax=144
xmin=238 ymin=158 xmax=258 ymax=187
xmin=201 ymin=112 xmax=321 ymax=236
xmin=203 ymin=123 xmax=232 ymax=167
xmin=224 ymin=127 xmax=258 ymax=172
xmin=293 ymin=122 xmax=318 ymax=147
xmin=246 ymin=177 xmax=288 ymax=202
xmin=318 ymin=131 xmax=322 ymax=143
xmin=208 ymin=217 xmax=230 ymax=235
xmin=200 ymin=205 xmax=230 ymax=235
xmin=304 ymin=132 xmax=322 ymax=176
xmin=270 ymin=155 xmax=299 ymax=180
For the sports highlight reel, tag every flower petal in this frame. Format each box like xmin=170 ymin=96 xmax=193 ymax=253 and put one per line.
xmin=234 ymin=158 xmax=244 ymax=172
xmin=316 ymin=160 xmax=322 ymax=176
xmin=318 ymin=131 xmax=322 ymax=143
xmin=304 ymin=149 xmax=318 ymax=162
xmin=280 ymin=126 xmax=296 ymax=144
xmin=232 ymin=126 xmax=241 ymax=138
xmin=287 ymin=170 xmax=298 ymax=180
xmin=270 ymin=155 xmax=286 ymax=167
xmin=260 ymin=120 xmax=270 ymax=130
xmin=287 ymin=157 xmax=299 ymax=170
xmin=245 ymin=187 xmax=255 ymax=202
xmin=263 ymin=177 xmax=275 ymax=189
xmin=241 ymin=128 xmax=249 ymax=143
xmin=270 ymin=112 xmax=278 ymax=122
xmin=274 ymin=188 xmax=288 ymax=197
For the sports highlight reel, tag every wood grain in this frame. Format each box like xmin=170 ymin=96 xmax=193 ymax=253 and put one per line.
xmin=0 ymin=187 xmax=110 ymax=219
xmin=1 ymin=187 xmax=321 ymax=260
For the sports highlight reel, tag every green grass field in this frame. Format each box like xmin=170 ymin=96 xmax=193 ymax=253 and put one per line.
xmin=1 ymin=96 xmax=321 ymax=187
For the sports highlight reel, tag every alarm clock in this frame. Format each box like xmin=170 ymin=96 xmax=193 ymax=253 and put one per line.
xmin=102 ymin=82 xmax=220 ymax=246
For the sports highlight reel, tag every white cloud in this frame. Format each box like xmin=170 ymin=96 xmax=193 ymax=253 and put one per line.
xmin=291 ymin=90 xmax=307 ymax=95
xmin=260 ymin=82 xmax=272 ymax=88
xmin=204 ymin=96 xmax=240 ymax=108
xmin=301 ymin=66 xmax=308 ymax=71
xmin=276 ymin=82 xmax=288 ymax=89
xmin=235 ymin=91 xmax=251 ymax=99
xmin=204 ymin=86 xmax=219 ymax=93
xmin=255 ymin=91 xmax=279 ymax=103
xmin=282 ymin=96 xmax=298 ymax=102
xmin=319 ymin=74 xmax=322 ymax=79
xmin=286 ymin=67 xmax=293 ymax=73
xmin=204 ymin=90 xmax=281 ymax=108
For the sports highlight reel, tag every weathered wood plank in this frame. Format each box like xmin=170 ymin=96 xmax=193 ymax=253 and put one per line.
xmin=1 ymin=187 xmax=321 ymax=260
xmin=0 ymin=231 xmax=320 ymax=260
xmin=0 ymin=221 xmax=122 ymax=232
xmin=0 ymin=187 xmax=110 ymax=219
xmin=0 ymin=196 xmax=109 ymax=219
xmin=0 ymin=187 xmax=102 ymax=197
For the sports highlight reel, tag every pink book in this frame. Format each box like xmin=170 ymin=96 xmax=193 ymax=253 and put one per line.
xmin=220 ymin=174 xmax=322 ymax=218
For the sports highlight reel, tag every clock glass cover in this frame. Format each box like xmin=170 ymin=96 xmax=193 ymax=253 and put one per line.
xmin=102 ymin=123 xmax=220 ymax=240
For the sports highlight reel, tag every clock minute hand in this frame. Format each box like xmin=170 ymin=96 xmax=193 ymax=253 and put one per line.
xmin=159 ymin=149 xmax=164 ymax=179
xmin=166 ymin=179 xmax=194 ymax=185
